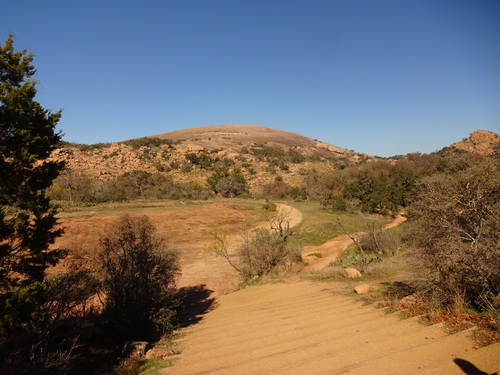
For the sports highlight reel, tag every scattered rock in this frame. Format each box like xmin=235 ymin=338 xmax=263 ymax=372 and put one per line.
xmin=399 ymin=293 xmax=422 ymax=309
xmin=343 ymin=267 xmax=362 ymax=279
xmin=122 ymin=341 xmax=151 ymax=358
xmin=145 ymin=347 xmax=175 ymax=360
xmin=354 ymin=284 xmax=371 ymax=294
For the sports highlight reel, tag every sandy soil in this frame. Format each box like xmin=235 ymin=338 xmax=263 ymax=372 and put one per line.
xmin=161 ymin=210 xmax=499 ymax=375
xmin=165 ymin=280 xmax=500 ymax=375
xmin=176 ymin=203 xmax=302 ymax=295
xmin=52 ymin=202 xmax=301 ymax=296
xmin=52 ymin=204 xmax=499 ymax=373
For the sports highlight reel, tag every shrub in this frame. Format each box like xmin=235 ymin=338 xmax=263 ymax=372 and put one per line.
xmin=185 ymin=152 xmax=214 ymax=169
xmin=262 ymin=179 xmax=293 ymax=199
xmin=99 ymin=215 xmax=180 ymax=339
xmin=237 ymin=228 xmax=302 ymax=280
xmin=406 ymin=159 xmax=500 ymax=311
xmin=262 ymin=201 xmax=277 ymax=212
xmin=207 ymin=165 xmax=249 ymax=197
xmin=211 ymin=208 xmax=302 ymax=281
xmin=320 ymin=192 xmax=347 ymax=212
xmin=122 ymin=137 xmax=177 ymax=150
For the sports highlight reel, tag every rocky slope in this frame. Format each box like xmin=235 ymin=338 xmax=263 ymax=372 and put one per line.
xmin=449 ymin=130 xmax=500 ymax=155
xmin=49 ymin=124 xmax=374 ymax=192
xmin=49 ymin=126 xmax=499 ymax=194
xmin=153 ymin=124 xmax=357 ymax=157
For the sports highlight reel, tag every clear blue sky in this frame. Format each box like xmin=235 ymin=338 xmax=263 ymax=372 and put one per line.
xmin=2 ymin=0 xmax=499 ymax=157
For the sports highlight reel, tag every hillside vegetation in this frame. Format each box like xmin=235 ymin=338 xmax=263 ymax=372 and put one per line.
xmin=49 ymin=125 xmax=375 ymax=203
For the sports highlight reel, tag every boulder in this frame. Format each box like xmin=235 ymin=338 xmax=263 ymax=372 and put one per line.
xmin=145 ymin=347 xmax=175 ymax=360
xmin=399 ymin=293 xmax=422 ymax=309
xmin=122 ymin=341 xmax=151 ymax=358
xmin=343 ymin=267 xmax=362 ymax=279
xmin=354 ymin=284 xmax=371 ymax=294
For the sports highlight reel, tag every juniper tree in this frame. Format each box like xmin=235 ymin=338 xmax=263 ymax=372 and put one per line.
xmin=0 ymin=35 xmax=64 ymax=327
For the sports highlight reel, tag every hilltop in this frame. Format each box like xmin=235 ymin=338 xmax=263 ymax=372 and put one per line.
xmin=151 ymin=124 xmax=356 ymax=156
xmin=449 ymin=130 xmax=500 ymax=155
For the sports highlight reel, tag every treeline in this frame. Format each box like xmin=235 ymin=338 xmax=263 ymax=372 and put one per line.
xmin=49 ymin=146 xmax=492 ymax=220
xmin=49 ymin=170 xmax=212 ymax=203
xmin=48 ymin=166 xmax=252 ymax=203
xmin=261 ymin=151 xmax=442 ymax=215
xmin=59 ymin=137 xmax=179 ymax=152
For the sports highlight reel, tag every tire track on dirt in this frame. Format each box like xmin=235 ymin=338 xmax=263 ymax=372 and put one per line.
xmin=164 ymin=281 xmax=499 ymax=375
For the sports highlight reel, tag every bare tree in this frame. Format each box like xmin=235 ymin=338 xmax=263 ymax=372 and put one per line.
xmin=268 ymin=207 xmax=293 ymax=239
xmin=208 ymin=228 xmax=241 ymax=273
xmin=211 ymin=207 xmax=302 ymax=281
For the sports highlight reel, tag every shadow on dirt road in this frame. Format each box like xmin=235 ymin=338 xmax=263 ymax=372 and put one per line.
xmin=177 ymin=284 xmax=218 ymax=328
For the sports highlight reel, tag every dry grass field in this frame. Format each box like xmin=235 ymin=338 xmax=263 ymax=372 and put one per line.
xmin=51 ymin=200 xmax=265 ymax=294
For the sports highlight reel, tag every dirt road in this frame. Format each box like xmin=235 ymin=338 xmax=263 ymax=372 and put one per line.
xmin=163 ymin=210 xmax=499 ymax=374
xmin=176 ymin=203 xmax=302 ymax=295
xmin=164 ymin=280 xmax=500 ymax=374
xmin=302 ymin=214 xmax=406 ymax=271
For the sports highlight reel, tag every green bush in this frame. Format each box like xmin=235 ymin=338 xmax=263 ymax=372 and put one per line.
xmin=99 ymin=215 xmax=180 ymax=339
xmin=207 ymin=165 xmax=249 ymax=197
xmin=406 ymin=158 xmax=500 ymax=311
xmin=121 ymin=137 xmax=177 ymax=150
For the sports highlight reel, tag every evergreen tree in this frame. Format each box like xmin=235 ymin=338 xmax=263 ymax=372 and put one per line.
xmin=0 ymin=35 xmax=64 ymax=327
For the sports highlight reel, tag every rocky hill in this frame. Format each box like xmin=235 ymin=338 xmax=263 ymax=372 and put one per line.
xmin=50 ymin=125 xmax=374 ymax=193
xmin=152 ymin=124 xmax=354 ymax=156
xmin=449 ymin=130 xmax=500 ymax=155
xmin=49 ymin=126 xmax=499 ymax=198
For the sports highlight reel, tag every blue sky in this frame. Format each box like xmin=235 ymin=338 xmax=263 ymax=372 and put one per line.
xmin=2 ymin=0 xmax=499 ymax=157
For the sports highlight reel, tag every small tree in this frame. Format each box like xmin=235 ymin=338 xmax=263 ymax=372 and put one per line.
xmin=0 ymin=35 xmax=64 ymax=327
xmin=237 ymin=228 xmax=301 ymax=280
xmin=99 ymin=215 xmax=180 ymax=339
xmin=207 ymin=164 xmax=248 ymax=197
